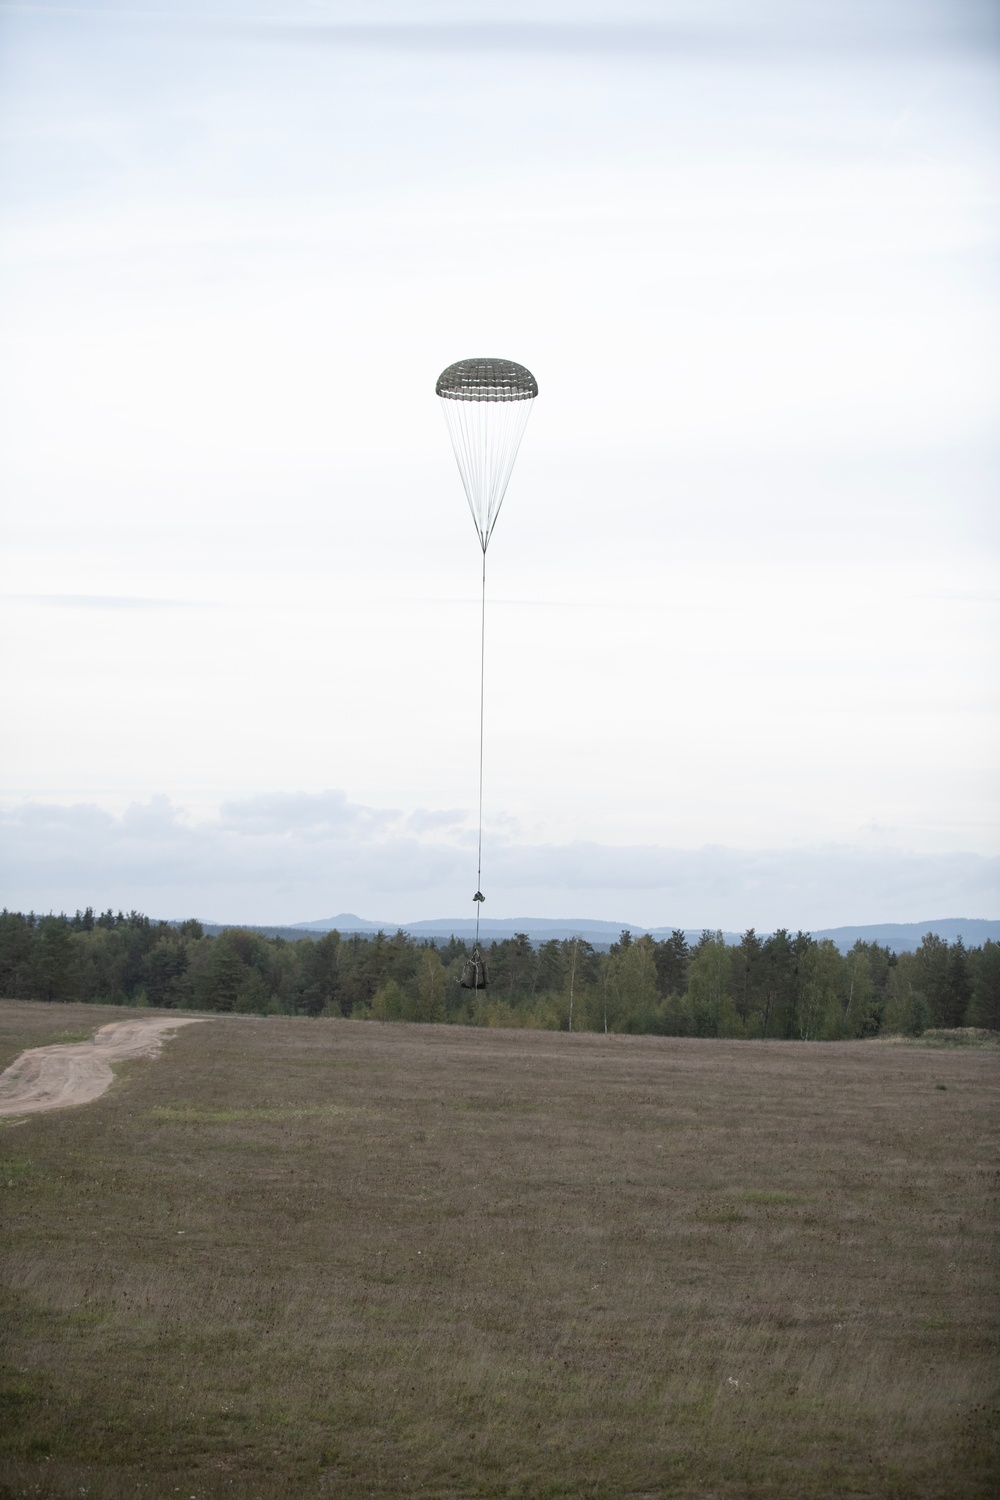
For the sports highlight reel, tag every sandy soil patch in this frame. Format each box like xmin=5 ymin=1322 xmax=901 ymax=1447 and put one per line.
xmin=0 ymin=1016 xmax=206 ymax=1117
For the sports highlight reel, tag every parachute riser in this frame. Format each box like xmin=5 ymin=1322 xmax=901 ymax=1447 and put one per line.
xmin=475 ymin=548 xmax=485 ymax=948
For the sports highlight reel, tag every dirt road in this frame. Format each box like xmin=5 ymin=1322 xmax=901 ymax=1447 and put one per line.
xmin=0 ymin=1016 xmax=206 ymax=1117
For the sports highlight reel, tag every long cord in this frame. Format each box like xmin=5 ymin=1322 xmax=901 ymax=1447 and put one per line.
xmin=475 ymin=546 xmax=486 ymax=949
xmin=438 ymin=391 xmax=534 ymax=967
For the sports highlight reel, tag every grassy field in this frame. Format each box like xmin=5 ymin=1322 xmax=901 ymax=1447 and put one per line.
xmin=0 ymin=1002 xmax=997 ymax=1499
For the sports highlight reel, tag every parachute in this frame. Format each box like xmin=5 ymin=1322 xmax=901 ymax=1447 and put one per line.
xmin=436 ymin=358 xmax=538 ymax=552
xmin=437 ymin=357 xmax=537 ymax=976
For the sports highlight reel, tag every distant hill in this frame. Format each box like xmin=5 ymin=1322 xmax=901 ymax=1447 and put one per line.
xmin=286 ymin=914 xmax=999 ymax=954
xmin=291 ymin=914 xmax=685 ymax=944
xmin=290 ymin=914 xmax=741 ymax=949
xmin=803 ymin=919 xmax=1000 ymax=953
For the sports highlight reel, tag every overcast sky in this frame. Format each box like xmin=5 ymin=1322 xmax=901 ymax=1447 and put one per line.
xmin=1 ymin=0 xmax=998 ymax=929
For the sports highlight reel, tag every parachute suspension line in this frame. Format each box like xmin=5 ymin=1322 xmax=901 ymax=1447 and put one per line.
xmin=442 ymin=393 xmax=533 ymax=550
xmin=475 ymin=544 xmax=486 ymax=949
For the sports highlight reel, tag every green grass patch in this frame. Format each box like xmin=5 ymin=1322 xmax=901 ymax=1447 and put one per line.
xmin=150 ymin=1103 xmax=375 ymax=1123
xmin=912 ymin=1029 xmax=1000 ymax=1050
xmin=740 ymin=1189 xmax=809 ymax=1205
xmin=0 ymin=1159 xmax=36 ymax=1187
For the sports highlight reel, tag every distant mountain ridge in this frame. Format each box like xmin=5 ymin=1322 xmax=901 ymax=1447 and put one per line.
xmin=804 ymin=920 xmax=1000 ymax=952
xmin=282 ymin=914 xmax=1000 ymax=955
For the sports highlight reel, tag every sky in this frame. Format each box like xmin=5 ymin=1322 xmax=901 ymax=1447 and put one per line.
xmin=0 ymin=0 xmax=998 ymax=930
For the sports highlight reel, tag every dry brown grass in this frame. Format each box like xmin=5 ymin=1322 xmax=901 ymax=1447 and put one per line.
xmin=0 ymin=1001 xmax=997 ymax=1498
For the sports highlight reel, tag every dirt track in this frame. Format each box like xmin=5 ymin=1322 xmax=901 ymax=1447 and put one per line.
xmin=0 ymin=1016 xmax=206 ymax=1117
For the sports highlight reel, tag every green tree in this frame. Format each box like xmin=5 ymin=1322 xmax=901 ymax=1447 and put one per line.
xmin=195 ymin=948 xmax=242 ymax=1011
xmin=841 ymin=942 xmax=878 ymax=1037
xmin=968 ymin=941 xmax=1000 ymax=1029
xmin=337 ymin=931 xmax=393 ymax=1013
xmin=944 ymin=938 xmax=972 ymax=1027
xmin=415 ymin=949 xmax=447 ymax=1023
xmin=371 ymin=979 xmax=408 ymax=1021
xmin=912 ymin=933 xmax=951 ymax=1027
xmin=600 ymin=934 xmax=628 ymax=1031
xmin=882 ymin=951 xmax=931 ymax=1035
xmin=75 ymin=924 xmax=127 ymax=1002
xmin=532 ymin=939 xmax=562 ymax=997
xmin=116 ymin=913 xmax=155 ymax=1000
xmin=653 ymin=930 xmax=690 ymax=999
xmin=0 ymin=911 xmax=36 ymax=997
xmin=385 ymin=928 xmax=419 ymax=988
xmin=798 ymin=941 xmax=844 ymax=1040
xmin=608 ymin=935 xmax=660 ymax=1032
xmin=759 ymin=930 xmax=812 ymax=1038
xmin=145 ymin=936 xmax=189 ymax=1008
xmin=555 ymin=938 xmax=593 ymax=1031
xmin=33 ymin=917 xmax=75 ymax=1002
xmin=298 ymin=930 xmax=341 ymax=1016
xmin=687 ymin=932 xmax=737 ymax=1036
xmin=730 ymin=929 xmax=763 ymax=1031
xmin=858 ymin=941 xmax=896 ymax=1031
xmin=487 ymin=933 xmax=536 ymax=1002
xmin=438 ymin=935 xmax=469 ymax=965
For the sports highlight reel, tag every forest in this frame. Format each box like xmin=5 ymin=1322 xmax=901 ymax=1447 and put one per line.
xmin=1 ymin=907 xmax=997 ymax=1040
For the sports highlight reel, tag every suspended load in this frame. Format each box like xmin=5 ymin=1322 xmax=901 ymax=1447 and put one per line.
xmin=436 ymin=356 xmax=538 ymax=985
xmin=459 ymin=945 xmax=490 ymax=991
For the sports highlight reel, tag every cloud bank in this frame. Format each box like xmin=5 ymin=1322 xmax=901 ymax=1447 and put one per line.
xmin=1 ymin=792 xmax=995 ymax=932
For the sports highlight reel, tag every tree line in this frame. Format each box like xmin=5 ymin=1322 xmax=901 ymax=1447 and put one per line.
xmin=1 ymin=907 xmax=997 ymax=1038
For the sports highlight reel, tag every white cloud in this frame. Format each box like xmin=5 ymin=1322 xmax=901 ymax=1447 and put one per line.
xmin=1 ymin=793 xmax=994 ymax=930
xmin=218 ymin=790 xmax=397 ymax=837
